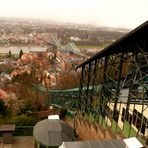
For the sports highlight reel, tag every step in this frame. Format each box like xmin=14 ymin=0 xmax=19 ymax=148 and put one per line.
xmin=105 ymin=127 xmax=116 ymax=139
xmin=115 ymin=132 xmax=125 ymax=140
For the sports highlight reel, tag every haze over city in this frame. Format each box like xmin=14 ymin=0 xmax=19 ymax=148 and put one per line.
xmin=0 ymin=0 xmax=148 ymax=29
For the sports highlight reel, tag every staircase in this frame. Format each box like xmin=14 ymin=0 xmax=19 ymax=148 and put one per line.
xmin=67 ymin=117 xmax=125 ymax=141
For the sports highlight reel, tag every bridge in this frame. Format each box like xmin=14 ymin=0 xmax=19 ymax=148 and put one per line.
xmin=36 ymin=84 xmax=79 ymax=111
xmin=36 ymin=84 xmax=100 ymax=112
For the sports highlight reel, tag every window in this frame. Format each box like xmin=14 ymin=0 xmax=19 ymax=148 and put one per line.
xmin=141 ymin=116 xmax=147 ymax=135
xmin=132 ymin=109 xmax=137 ymax=125
xmin=121 ymin=108 xmax=125 ymax=122
xmin=125 ymin=111 xmax=129 ymax=121
xmin=128 ymin=113 xmax=132 ymax=124
xmin=136 ymin=112 xmax=142 ymax=129
xmin=113 ymin=109 xmax=119 ymax=122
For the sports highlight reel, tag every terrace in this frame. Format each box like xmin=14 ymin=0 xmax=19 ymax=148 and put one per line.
xmin=0 ymin=136 xmax=33 ymax=148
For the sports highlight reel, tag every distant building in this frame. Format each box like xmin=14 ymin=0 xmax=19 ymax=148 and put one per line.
xmin=70 ymin=36 xmax=81 ymax=41
xmin=29 ymin=47 xmax=47 ymax=57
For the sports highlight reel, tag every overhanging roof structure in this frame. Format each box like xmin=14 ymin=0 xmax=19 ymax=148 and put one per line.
xmin=33 ymin=119 xmax=74 ymax=147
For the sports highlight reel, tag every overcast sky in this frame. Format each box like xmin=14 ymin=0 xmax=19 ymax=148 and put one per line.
xmin=0 ymin=0 xmax=148 ymax=29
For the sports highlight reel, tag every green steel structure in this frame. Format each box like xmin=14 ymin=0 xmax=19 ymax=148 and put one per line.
xmin=76 ymin=21 xmax=148 ymax=145
xmin=37 ymin=84 xmax=97 ymax=111
xmin=36 ymin=84 xmax=79 ymax=111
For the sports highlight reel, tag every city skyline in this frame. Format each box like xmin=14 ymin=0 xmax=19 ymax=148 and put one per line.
xmin=0 ymin=0 xmax=148 ymax=29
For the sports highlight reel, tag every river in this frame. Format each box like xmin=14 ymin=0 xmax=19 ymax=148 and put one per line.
xmin=0 ymin=45 xmax=48 ymax=55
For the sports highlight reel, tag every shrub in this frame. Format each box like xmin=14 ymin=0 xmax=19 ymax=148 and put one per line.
xmin=11 ymin=114 xmax=39 ymax=126
xmin=0 ymin=114 xmax=40 ymax=136
xmin=0 ymin=100 xmax=5 ymax=115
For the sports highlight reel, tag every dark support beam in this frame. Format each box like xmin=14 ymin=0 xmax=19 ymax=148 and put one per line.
xmin=90 ymin=59 xmax=97 ymax=103
xmin=113 ymin=53 xmax=124 ymax=111
xmin=86 ymin=62 xmax=92 ymax=113
xmin=125 ymin=52 xmax=138 ymax=123
xmin=100 ymin=56 xmax=108 ymax=119
xmin=78 ymin=65 xmax=85 ymax=111
xmin=86 ymin=62 xmax=92 ymax=97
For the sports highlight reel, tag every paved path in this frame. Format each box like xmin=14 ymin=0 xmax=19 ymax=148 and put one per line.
xmin=0 ymin=136 xmax=34 ymax=148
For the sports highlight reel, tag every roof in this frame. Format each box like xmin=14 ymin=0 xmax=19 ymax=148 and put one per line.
xmin=59 ymin=139 xmax=125 ymax=148
xmin=29 ymin=48 xmax=46 ymax=53
xmin=77 ymin=21 xmax=148 ymax=69
xmin=33 ymin=119 xmax=74 ymax=146
xmin=123 ymin=137 xmax=143 ymax=148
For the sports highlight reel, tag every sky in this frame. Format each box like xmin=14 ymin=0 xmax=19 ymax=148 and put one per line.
xmin=0 ymin=0 xmax=148 ymax=29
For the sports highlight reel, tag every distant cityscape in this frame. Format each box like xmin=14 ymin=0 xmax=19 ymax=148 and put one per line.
xmin=1 ymin=17 xmax=143 ymax=148
xmin=0 ymin=17 xmax=130 ymax=117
